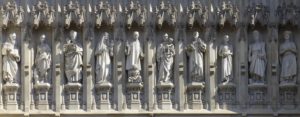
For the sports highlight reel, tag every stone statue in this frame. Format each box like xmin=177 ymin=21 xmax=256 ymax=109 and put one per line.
xmin=280 ymin=31 xmax=297 ymax=84
xmin=95 ymin=32 xmax=113 ymax=84
xmin=186 ymin=32 xmax=206 ymax=83
xmin=249 ymin=30 xmax=266 ymax=84
xmin=218 ymin=35 xmax=233 ymax=84
xmin=33 ymin=34 xmax=51 ymax=83
xmin=64 ymin=30 xmax=83 ymax=83
xmin=157 ymin=33 xmax=175 ymax=83
xmin=2 ymin=33 xmax=20 ymax=84
xmin=125 ymin=31 xmax=144 ymax=83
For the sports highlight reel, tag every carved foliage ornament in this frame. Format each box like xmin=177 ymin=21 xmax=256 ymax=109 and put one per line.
xmin=63 ymin=0 xmax=85 ymax=28
xmin=31 ymin=0 xmax=55 ymax=28
xmin=125 ymin=0 xmax=146 ymax=28
xmin=217 ymin=1 xmax=239 ymax=27
xmin=187 ymin=0 xmax=208 ymax=28
xmin=1 ymin=1 xmax=24 ymax=28
xmin=247 ymin=2 xmax=270 ymax=26
xmin=155 ymin=1 xmax=177 ymax=28
xmin=277 ymin=2 xmax=299 ymax=25
xmin=94 ymin=1 xmax=116 ymax=28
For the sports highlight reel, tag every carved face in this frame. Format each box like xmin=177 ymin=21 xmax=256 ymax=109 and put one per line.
xmin=40 ymin=34 xmax=46 ymax=43
xmin=133 ymin=31 xmax=139 ymax=40
xmin=163 ymin=33 xmax=169 ymax=42
xmin=224 ymin=35 xmax=229 ymax=42
xmin=9 ymin=33 xmax=17 ymax=44
xmin=70 ymin=31 xmax=77 ymax=41
xmin=253 ymin=31 xmax=260 ymax=42
xmin=193 ymin=32 xmax=199 ymax=39
xmin=284 ymin=31 xmax=291 ymax=40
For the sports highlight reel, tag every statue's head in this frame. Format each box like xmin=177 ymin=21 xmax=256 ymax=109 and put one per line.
xmin=283 ymin=30 xmax=291 ymax=40
xmin=70 ymin=30 xmax=77 ymax=41
xmin=224 ymin=35 xmax=229 ymax=42
xmin=133 ymin=31 xmax=139 ymax=40
xmin=163 ymin=33 xmax=169 ymax=42
xmin=40 ymin=34 xmax=46 ymax=43
xmin=253 ymin=30 xmax=260 ymax=42
xmin=9 ymin=33 xmax=16 ymax=44
xmin=193 ymin=31 xmax=199 ymax=39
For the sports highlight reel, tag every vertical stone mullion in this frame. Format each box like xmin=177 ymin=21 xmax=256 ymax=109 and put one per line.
xmin=0 ymin=27 xmax=3 ymax=110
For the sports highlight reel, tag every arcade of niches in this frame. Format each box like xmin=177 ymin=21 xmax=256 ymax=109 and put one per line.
xmin=0 ymin=0 xmax=299 ymax=117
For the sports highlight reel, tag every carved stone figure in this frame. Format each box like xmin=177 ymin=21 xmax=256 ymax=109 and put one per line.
xmin=33 ymin=34 xmax=51 ymax=83
xmin=155 ymin=1 xmax=177 ymax=28
xmin=280 ymin=31 xmax=297 ymax=84
xmin=186 ymin=32 xmax=206 ymax=83
xmin=157 ymin=33 xmax=175 ymax=83
xmin=64 ymin=30 xmax=83 ymax=83
xmin=217 ymin=1 xmax=239 ymax=26
xmin=2 ymin=33 xmax=20 ymax=84
xmin=1 ymin=1 xmax=24 ymax=27
xmin=125 ymin=31 xmax=144 ymax=83
xmin=187 ymin=0 xmax=208 ymax=28
xmin=249 ymin=30 xmax=266 ymax=84
xmin=63 ymin=1 xmax=85 ymax=28
xmin=125 ymin=0 xmax=146 ymax=28
xmin=31 ymin=0 xmax=55 ymax=28
xmin=218 ymin=35 xmax=233 ymax=84
xmin=94 ymin=1 xmax=116 ymax=28
xmin=247 ymin=2 xmax=269 ymax=26
xmin=95 ymin=32 xmax=113 ymax=84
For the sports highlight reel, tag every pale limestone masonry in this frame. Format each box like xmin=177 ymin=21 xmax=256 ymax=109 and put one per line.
xmin=0 ymin=0 xmax=299 ymax=117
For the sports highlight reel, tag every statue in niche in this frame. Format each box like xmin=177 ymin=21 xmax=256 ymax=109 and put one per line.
xmin=125 ymin=0 xmax=146 ymax=28
xmin=279 ymin=31 xmax=297 ymax=84
xmin=125 ymin=31 xmax=144 ymax=83
xmin=31 ymin=0 xmax=55 ymax=28
xmin=155 ymin=1 xmax=177 ymax=27
xmin=64 ymin=30 xmax=83 ymax=83
xmin=218 ymin=35 xmax=233 ymax=84
xmin=248 ymin=30 xmax=266 ymax=84
xmin=157 ymin=33 xmax=175 ymax=83
xmin=64 ymin=0 xmax=85 ymax=28
xmin=1 ymin=1 xmax=24 ymax=27
xmin=33 ymin=34 xmax=51 ymax=84
xmin=95 ymin=32 xmax=113 ymax=84
xmin=2 ymin=33 xmax=20 ymax=84
xmin=94 ymin=1 xmax=116 ymax=28
xmin=186 ymin=32 xmax=206 ymax=83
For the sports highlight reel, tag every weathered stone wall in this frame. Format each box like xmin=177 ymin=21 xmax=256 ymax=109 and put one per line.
xmin=0 ymin=0 xmax=299 ymax=117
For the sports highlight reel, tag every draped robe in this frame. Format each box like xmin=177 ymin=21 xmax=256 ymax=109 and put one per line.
xmin=218 ymin=44 xmax=233 ymax=81
xmin=2 ymin=42 xmax=20 ymax=83
xmin=280 ymin=40 xmax=297 ymax=78
xmin=126 ymin=40 xmax=142 ymax=71
xmin=95 ymin=40 xmax=112 ymax=83
xmin=64 ymin=42 xmax=83 ymax=83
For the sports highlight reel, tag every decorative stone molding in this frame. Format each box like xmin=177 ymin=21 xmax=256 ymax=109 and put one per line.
xmin=93 ymin=1 xmax=116 ymax=28
xmin=0 ymin=1 xmax=24 ymax=28
xmin=246 ymin=2 xmax=270 ymax=26
xmin=30 ymin=0 xmax=55 ymax=28
xmin=186 ymin=0 xmax=208 ymax=28
xmin=125 ymin=0 xmax=146 ymax=28
xmin=63 ymin=0 xmax=85 ymax=28
xmin=155 ymin=0 xmax=177 ymax=28
xmin=216 ymin=1 xmax=239 ymax=27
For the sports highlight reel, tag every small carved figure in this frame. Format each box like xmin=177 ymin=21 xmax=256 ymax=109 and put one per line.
xmin=2 ymin=33 xmax=20 ymax=84
xmin=157 ymin=33 xmax=175 ymax=83
xmin=218 ymin=35 xmax=233 ymax=84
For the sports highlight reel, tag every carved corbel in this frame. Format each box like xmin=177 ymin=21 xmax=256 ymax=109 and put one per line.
xmin=155 ymin=1 xmax=177 ymax=28
xmin=1 ymin=1 xmax=24 ymax=28
xmin=246 ymin=2 xmax=270 ymax=26
xmin=186 ymin=0 xmax=208 ymax=28
xmin=63 ymin=0 xmax=85 ymax=28
xmin=94 ymin=1 xmax=116 ymax=28
xmin=31 ymin=0 xmax=55 ymax=28
xmin=216 ymin=1 xmax=239 ymax=27
xmin=125 ymin=0 xmax=146 ymax=29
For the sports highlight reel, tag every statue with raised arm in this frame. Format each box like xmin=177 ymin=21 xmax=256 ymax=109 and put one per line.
xmin=218 ymin=35 xmax=233 ymax=84
xmin=157 ymin=33 xmax=175 ymax=83
xmin=64 ymin=30 xmax=83 ymax=83
xmin=125 ymin=31 xmax=144 ymax=83
xmin=95 ymin=32 xmax=113 ymax=84
xmin=34 ymin=34 xmax=51 ymax=83
xmin=280 ymin=31 xmax=297 ymax=84
xmin=249 ymin=30 xmax=266 ymax=84
xmin=186 ymin=32 xmax=206 ymax=83
xmin=2 ymin=33 xmax=20 ymax=84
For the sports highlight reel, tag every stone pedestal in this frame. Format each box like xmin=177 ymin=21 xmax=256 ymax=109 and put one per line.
xmin=34 ymin=83 xmax=51 ymax=110
xmin=95 ymin=82 xmax=112 ymax=110
xmin=65 ymin=83 xmax=82 ymax=110
xmin=248 ymin=83 xmax=267 ymax=106
xmin=126 ymin=82 xmax=143 ymax=110
xmin=218 ymin=83 xmax=236 ymax=109
xmin=157 ymin=82 xmax=174 ymax=110
xmin=279 ymin=83 xmax=297 ymax=109
xmin=3 ymin=83 xmax=19 ymax=110
xmin=187 ymin=82 xmax=205 ymax=110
